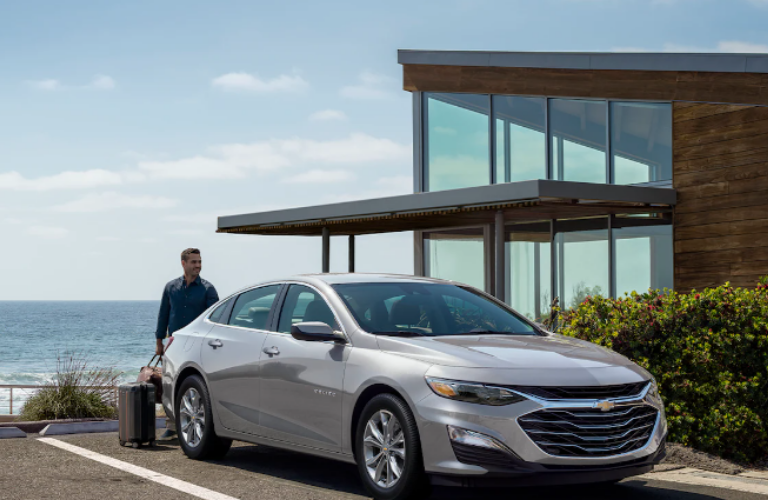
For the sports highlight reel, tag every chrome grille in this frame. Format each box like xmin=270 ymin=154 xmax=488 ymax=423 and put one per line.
xmin=519 ymin=404 xmax=658 ymax=457
xmin=512 ymin=381 xmax=649 ymax=400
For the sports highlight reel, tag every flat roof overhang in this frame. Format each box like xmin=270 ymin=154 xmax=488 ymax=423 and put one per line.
xmin=397 ymin=49 xmax=768 ymax=74
xmin=217 ymin=180 xmax=676 ymax=236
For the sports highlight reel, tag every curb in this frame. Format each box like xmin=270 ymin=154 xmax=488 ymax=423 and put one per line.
xmin=38 ymin=418 xmax=166 ymax=437
xmin=0 ymin=427 xmax=26 ymax=439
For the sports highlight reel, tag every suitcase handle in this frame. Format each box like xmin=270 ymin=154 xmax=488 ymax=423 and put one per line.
xmin=148 ymin=354 xmax=162 ymax=367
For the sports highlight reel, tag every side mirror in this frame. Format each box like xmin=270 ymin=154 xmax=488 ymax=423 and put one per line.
xmin=290 ymin=322 xmax=346 ymax=343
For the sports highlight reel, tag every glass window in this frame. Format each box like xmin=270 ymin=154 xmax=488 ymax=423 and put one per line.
xmin=228 ymin=285 xmax=281 ymax=330
xmin=550 ymin=99 xmax=607 ymax=183
xmin=425 ymin=93 xmax=489 ymax=192
xmin=333 ymin=282 xmax=536 ymax=336
xmin=506 ymin=224 xmax=551 ymax=321
xmin=614 ymin=222 xmax=673 ymax=295
xmin=493 ymin=96 xmax=546 ymax=183
xmin=555 ymin=220 xmax=609 ymax=309
xmin=277 ymin=285 xmax=339 ymax=333
xmin=424 ymin=229 xmax=485 ymax=291
xmin=208 ymin=299 xmax=231 ymax=324
xmin=611 ymin=102 xmax=672 ymax=185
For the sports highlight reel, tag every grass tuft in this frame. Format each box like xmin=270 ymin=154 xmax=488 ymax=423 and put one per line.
xmin=19 ymin=352 xmax=122 ymax=421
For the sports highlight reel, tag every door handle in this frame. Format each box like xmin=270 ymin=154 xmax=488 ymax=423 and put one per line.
xmin=263 ymin=346 xmax=280 ymax=356
xmin=208 ymin=339 xmax=223 ymax=349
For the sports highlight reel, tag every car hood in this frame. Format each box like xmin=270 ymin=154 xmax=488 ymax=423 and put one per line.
xmin=377 ymin=333 xmax=649 ymax=386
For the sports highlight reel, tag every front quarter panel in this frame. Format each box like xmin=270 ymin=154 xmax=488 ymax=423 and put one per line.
xmin=341 ymin=346 xmax=433 ymax=455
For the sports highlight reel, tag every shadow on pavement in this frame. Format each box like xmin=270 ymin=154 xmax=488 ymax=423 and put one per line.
xmin=205 ymin=443 xmax=730 ymax=500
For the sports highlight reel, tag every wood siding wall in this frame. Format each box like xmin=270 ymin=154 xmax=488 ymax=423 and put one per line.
xmin=403 ymin=64 xmax=768 ymax=106
xmin=674 ymin=101 xmax=768 ymax=290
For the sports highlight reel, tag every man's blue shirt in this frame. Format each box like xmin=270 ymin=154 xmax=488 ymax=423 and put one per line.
xmin=155 ymin=276 xmax=219 ymax=339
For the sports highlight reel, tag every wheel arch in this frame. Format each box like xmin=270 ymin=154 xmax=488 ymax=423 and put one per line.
xmin=350 ymin=383 xmax=411 ymax=460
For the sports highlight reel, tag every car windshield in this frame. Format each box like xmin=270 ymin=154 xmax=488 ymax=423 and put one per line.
xmin=332 ymin=282 xmax=538 ymax=337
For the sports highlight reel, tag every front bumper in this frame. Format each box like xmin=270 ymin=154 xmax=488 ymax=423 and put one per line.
xmin=430 ymin=438 xmax=666 ymax=487
xmin=414 ymin=381 xmax=668 ymax=482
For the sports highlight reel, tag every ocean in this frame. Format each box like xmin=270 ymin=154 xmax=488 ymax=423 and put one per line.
xmin=0 ymin=301 xmax=160 ymax=415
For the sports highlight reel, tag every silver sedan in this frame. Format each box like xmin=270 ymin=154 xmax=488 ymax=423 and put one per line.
xmin=161 ymin=274 xmax=667 ymax=500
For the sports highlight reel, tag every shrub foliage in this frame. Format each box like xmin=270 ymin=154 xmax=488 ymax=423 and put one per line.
xmin=554 ymin=278 xmax=768 ymax=463
xmin=19 ymin=353 xmax=120 ymax=421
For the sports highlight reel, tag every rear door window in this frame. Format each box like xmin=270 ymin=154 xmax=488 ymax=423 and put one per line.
xmin=227 ymin=285 xmax=281 ymax=331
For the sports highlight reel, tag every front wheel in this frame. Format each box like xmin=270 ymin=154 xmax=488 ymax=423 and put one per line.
xmin=175 ymin=375 xmax=232 ymax=460
xmin=355 ymin=394 xmax=430 ymax=500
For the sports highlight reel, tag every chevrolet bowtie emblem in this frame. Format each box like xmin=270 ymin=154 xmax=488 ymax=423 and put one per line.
xmin=594 ymin=400 xmax=615 ymax=412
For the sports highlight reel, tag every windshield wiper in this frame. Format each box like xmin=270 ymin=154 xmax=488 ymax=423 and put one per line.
xmin=376 ymin=331 xmax=431 ymax=337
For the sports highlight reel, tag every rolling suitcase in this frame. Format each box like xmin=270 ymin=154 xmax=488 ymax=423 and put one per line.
xmin=118 ymin=382 xmax=156 ymax=448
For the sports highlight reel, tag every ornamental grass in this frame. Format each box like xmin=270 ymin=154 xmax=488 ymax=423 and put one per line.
xmin=19 ymin=352 xmax=121 ymax=421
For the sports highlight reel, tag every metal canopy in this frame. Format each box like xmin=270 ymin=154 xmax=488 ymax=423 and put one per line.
xmin=217 ymin=180 xmax=676 ymax=237
xmin=397 ymin=49 xmax=768 ymax=74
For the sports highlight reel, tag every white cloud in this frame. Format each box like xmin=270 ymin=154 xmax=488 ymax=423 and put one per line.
xmin=86 ymin=75 xmax=116 ymax=90
xmin=170 ymin=229 xmax=204 ymax=236
xmin=2 ymin=217 xmax=24 ymax=225
xmin=321 ymin=174 xmax=413 ymax=203
xmin=615 ymin=40 xmax=768 ymax=53
xmin=212 ymin=72 xmax=309 ymax=93
xmin=308 ymin=109 xmax=347 ymax=121
xmin=282 ymin=169 xmax=355 ymax=184
xmin=0 ymin=135 xmax=410 ymax=194
xmin=54 ymin=192 xmax=178 ymax=213
xmin=340 ymin=71 xmax=397 ymax=100
xmin=717 ymin=40 xmax=768 ymax=53
xmin=28 ymin=79 xmax=61 ymax=91
xmin=0 ymin=169 xmax=125 ymax=192
xmin=26 ymin=75 xmax=116 ymax=91
xmin=27 ymin=226 xmax=68 ymax=238
xmin=96 ymin=236 xmax=122 ymax=242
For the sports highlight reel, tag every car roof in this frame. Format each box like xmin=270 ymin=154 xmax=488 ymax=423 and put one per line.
xmin=290 ymin=273 xmax=457 ymax=286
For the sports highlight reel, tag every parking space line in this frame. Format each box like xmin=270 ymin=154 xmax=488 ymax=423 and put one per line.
xmin=38 ymin=438 xmax=241 ymax=500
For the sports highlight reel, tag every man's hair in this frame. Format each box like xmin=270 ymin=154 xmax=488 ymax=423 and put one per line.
xmin=181 ymin=248 xmax=201 ymax=262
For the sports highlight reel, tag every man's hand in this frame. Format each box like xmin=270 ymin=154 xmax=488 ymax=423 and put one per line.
xmin=156 ymin=339 xmax=165 ymax=356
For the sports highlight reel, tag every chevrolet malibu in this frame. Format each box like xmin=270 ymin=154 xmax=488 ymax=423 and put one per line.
xmin=161 ymin=274 xmax=667 ymax=500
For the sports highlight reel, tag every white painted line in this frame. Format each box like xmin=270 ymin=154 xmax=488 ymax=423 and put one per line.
xmin=641 ymin=467 xmax=768 ymax=496
xmin=38 ymin=438 xmax=240 ymax=500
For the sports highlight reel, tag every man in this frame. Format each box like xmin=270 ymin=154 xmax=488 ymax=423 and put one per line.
xmin=155 ymin=248 xmax=219 ymax=439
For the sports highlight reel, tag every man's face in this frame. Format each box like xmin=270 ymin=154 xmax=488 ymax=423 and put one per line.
xmin=182 ymin=254 xmax=202 ymax=278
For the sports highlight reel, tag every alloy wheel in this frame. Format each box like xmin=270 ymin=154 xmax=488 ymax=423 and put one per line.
xmin=179 ymin=387 xmax=206 ymax=448
xmin=363 ymin=410 xmax=406 ymax=488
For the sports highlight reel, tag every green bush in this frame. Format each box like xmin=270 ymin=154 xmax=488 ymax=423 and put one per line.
xmin=553 ymin=278 xmax=768 ymax=464
xmin=19 ymin=353 xmax=120 ymax=421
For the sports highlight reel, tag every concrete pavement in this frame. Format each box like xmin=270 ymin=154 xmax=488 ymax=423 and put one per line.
xmin=1 ymin=431 xmax=766 ymax=500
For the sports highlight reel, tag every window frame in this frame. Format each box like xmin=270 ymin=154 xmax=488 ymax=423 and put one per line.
xmin=220 ymin=283 xmax=283 ymax=333
xmin=272 ymin=282 xmax=349 ymax=341
xmin=419 ymin=92 xmax=672 ymax=191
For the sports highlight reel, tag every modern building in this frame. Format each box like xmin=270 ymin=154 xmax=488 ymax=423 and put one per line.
xmin=218 ymin=50 xmax=768 ymax=320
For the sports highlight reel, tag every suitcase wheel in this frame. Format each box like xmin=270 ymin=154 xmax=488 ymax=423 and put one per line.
xmin=119 ymin=440 xmax=126 ymax=447
xmin=148 ymin=440 xmax=155 ymax=447
xmin=132 ymin=442 xmax=140 ymax=449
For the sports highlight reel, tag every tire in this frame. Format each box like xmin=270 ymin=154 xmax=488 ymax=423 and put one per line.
xmin=355 ymin=394 xmax=430 ymax=500
xmin=175 ymin=375 xmax=232 ymax=460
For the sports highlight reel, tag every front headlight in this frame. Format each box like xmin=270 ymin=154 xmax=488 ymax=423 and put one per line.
xmin=426 ymin=378 xmax=527 ymax=406
xmin=646 ymin=378 xmax=663 ymax=405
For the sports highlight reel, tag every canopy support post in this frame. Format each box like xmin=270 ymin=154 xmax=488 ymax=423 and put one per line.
xmin=322 ymin=227 xmax=330 ymax=273
xmin=348 ymin=235 xmax=355 ymax=273
xmin=495 ymin=210 xmax=505 ymax=302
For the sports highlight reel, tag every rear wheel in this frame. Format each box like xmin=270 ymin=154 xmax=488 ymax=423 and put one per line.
xmin=355 ymin=394 xmax=430 ymax=500
xmin=175 ymin=375 xmax=232 ymax=460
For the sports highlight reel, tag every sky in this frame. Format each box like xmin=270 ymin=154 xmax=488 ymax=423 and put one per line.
xmin=1 ymin=0 xmax=767 ymax=300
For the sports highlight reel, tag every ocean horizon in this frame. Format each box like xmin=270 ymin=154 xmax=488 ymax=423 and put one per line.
xmin=0 ymin=300 xmax=163 ymax=414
